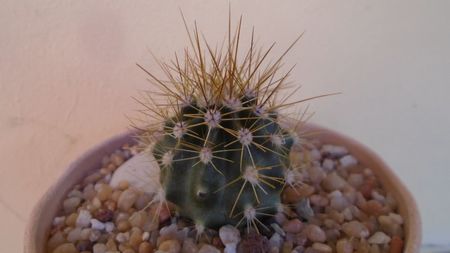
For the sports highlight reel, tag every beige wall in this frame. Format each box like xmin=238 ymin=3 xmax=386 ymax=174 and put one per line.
xmin=1 ymin=0 xmax=449 ymax=250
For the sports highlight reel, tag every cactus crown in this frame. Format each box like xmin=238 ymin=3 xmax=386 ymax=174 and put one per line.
xmin=136 ymin=17 xmax=327 ymax=231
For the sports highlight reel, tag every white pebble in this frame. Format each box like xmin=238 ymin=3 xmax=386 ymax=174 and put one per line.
xmin=310 ymin=149 xmax=321 ymax=160
xmin=339 ymin=155 xmax=357 ymax=168
xmin=52 ymin=216 xmax=65 ymax=226
xmin=321 ymin=144 xmax=348 ymax=157
xmin=219 ymin=225 xmax=241 ymax=253
xmin=142 ymin=231 xmax=150 ymax=241
xmin=66 ymin=227 xmax=81 ymax=242
xmin=104 ymin=222 xmax=115 ymax=233
xmin=89 ymin=229 xmax=101 ymax=242
xmin=368 ymin=231 xmax=391 ymax=244
xmin=342 ymin=221 xmax=369 ymax=238
xmin=388 ymin=213 xmax=404 ymax=224
xmin=76 ymin=210 xmax=92 ymax=228
xmin=90 ymin=219 xmax=105 ymax=230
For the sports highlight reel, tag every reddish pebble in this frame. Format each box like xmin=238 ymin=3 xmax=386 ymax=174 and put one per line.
xmin=363 ymin=200 xmax=384 ymax=217
xmin=360 ymin=178 xmax=376 ymax=199
xmin=282 ymin=185 xmax=315 ymax=203
xmin=389 ymin=236 xmax=403 ymax=253
xmin=282 ymin=219 xmax=303 ymax=233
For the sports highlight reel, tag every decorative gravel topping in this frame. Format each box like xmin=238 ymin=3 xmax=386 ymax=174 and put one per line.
xmin=46 ymin=142 xmax=404 ymax=253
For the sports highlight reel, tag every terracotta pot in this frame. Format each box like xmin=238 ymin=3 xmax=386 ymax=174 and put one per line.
xmin=24 ymin=123 xmax=421 ymax=253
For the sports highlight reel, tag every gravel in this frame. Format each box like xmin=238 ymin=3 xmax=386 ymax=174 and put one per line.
xmin=46 ymin=141 xmax=405 ymax=253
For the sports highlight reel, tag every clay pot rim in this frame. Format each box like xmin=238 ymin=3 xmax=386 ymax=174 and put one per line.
xmin=24 ymin=122 xmax=421 ymax=253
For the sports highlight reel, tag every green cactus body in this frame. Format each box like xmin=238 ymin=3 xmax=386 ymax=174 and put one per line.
xmin=136 ymin=20 xmax=312 ymax=231
xmin=152 ymin=95 xmax=294 ymax=228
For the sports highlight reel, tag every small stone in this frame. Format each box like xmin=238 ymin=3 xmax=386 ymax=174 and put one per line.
xmin=158 ymin=239 xmax=181 ymax=253
xmin=118 ymin=180 xmax=130 ymax=190
xmin=322 ymin=172 xmax=346 ymax=192
xmin=282 ymin=184 xmax=315 ymax=203
xmin=282 ymin=219 xmax=303 ymax=233
xmin=269 ymin=233 xmax=283 ymax=250
xmin=117 ymin=189 xmax=138 ymax=211
xmin=129 ymin=210 xmax=148 ymax=228
xmin=67 ymin=227 xmax=82 ymax=242
xmin=129 ymin=229 xmax=143 ymax=248
xmin=339 ymin=155 xmax=357 ymax=168
xmin=322 ymin=158 xmax=335 ymax=171
xmin=92 ymin=243 xmax=107 ymax=253
xmin=295 ymin=198 xmax=314 ymax=220
xmin=94 ymin=208 xmax=114 ymax=222
xmin=90 ymin=219 xmax=105 ymax=230
xmin=368 ymin=231 xmax=391 ymax=244
xmin=97 ymin=184 xmax=113 ymax=201
xmin=362 ymin=200 xmax=384 ymax=217
xmin=53 ymin=243 xmax=78 ymax=253
xmin=89 ymin=229 xmax=101 ymax=242
xmin=83 ymin=184 xmax=96 ymax=200
xmin=389 ymin=236 xmax=403 ymax=253
xmin=388 ymin=213 xmax=404 ymax=224
xmin=80 ymin=228 xmax=91 ymax=240
xmin=198 ymin=244 xmax=220 ymax=253
xmin=348 ymin=173 xmax=364 ymax=188
xmin=329 ymin=192 xmax=350 ymax=212
xmin=304 ymin=224 xmax=326 ymax=242
xmin=237 ymin=232 xmax=269 ymax=253
xmin=312 ymin=243 xmax=332 ymax=253
xmin=48 ymin=231 xmax=65 ymax=252
xmin=282 ymin=240 xmax=293 ymax=253
xmin=111 ymin=153 xmax=125 ymax=166
xmin=115 ymin=232 xmax=130 ymax=243
xmin=83 ymin=172 xmax=103 ymax=185
xmin=307 ymin=166 xmax=326 ymax=184
xmin=310 ymin=148 xmax=321 ymax=160
xmin=76 ymin=210 xmax=92 ymax=228
xmin=117 ymin=220 xmax=131 ymax=232
xmin=63 ymin=197 xmax=81 ymax=214
xmin=142 ymin=231 xmax=150 ymax=241
xmin=336 ymin=239 xmax=353 ymax=253
xmin=321 ymin=144 xmax=348 ymax=157
xmin=135 ymin=193 xmax=152 ymax=210
xmin=139 ymin=242 xmax=153 ymax=253
xmin=105 ymin=222 xmax=115 ymax=233
xmin=53 ymin=216 xmax=66 ymax=226
xmin=219 ymin=225 xmax=241 ymax=252
xmin=342 ymin=221 xmax=369 ymax=238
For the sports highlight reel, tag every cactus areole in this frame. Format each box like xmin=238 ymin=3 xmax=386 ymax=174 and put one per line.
xmin=136 ymin=18 xmax=324 ymax=230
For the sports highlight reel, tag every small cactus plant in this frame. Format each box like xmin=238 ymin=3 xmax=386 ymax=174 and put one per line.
xmin=136 ymin=18 xmax=331 ymax=231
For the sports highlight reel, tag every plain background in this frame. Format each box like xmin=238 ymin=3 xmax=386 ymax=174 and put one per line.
xmin=1 ymin=0 xmax=449 ymax=251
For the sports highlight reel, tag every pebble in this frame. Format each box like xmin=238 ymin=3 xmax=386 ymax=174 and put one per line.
xmin=48 ymin=232 xmax=65 ymax=251
xmin=139 ymin=242 xmax=153 ymax=253
xmin=304 ymin=224 xmax=326 ymax=242
xmin=76 ymin=210 xmax=92 ymax=228
xmin=270 ymin=223 xmax=286 ymax=237
xmin=339 ymin=155 xmax=357 ymax=168
xmin=322 ymin=173 xmax=346 ymax=192
xmin=347 ymin=173 xmax=364 ymax=188
xmin=282 ymin=184 xmax=315 ymax=203
xmin=92 ymin=243 xmax=107 ymax=253
xmin=76 ymin=240 xmax=92 ymax=251
xmin=67 ymin=227 xmax=82 ymax=242
xmin=66 ymin=213 xmax=78 ymax=227
xmin=282 ymin=219 xmax=303 ymax=233
xmin=321 ymin=145 xmax=348 ymax=157
xmin=336 ymin=239 xmax=353 ymax=253
xmin=97 ymin=184 xmax=113 ymax=201
xmin=389 ymin=236 xmax=403 ymax=253
xmin=53 ymin=216 xmax=66 ymax=226
xmin=90 ymin=219 xmax=105 ymax=230
xmin=158 ymin=239 xmax=181 ymax=253
xmin=322 ymin=158 xmax=335 ymax=171
xmin=342 ymin=221 xmax=369 ymax=238
xmin=104 ymin=222 xmax=115 ymax=233
xmin=312 ymin=243 xmax=332 ymax=252
xmin=115 ymin=232 xmax=130 ymax=243
xmin=117 ymin=189 xmax=139 ymax=211
xmin=63 ymin=197 xmax=81 ymax=214
xmin=198 ymin=244 xmax=220 ymax=253
xmin=53 ymin=243 xmax=78 ymax=253
xmin=94 ymin=208 xmax=114 ymax=222
xmin=181 ymin=238 xmax=198 ymax=253
xmin=295 ymin=198 xmax=314 ymax=220
xmin=368 ymin=231 xmax=391 ymax=244
xmin=219 ymin=225 xmax=241 ymax=253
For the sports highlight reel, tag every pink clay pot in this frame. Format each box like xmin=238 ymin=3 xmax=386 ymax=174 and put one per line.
xmin=24 ymin=123 xmax=421 ymax=253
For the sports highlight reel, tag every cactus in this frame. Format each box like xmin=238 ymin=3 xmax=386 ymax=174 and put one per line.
xmin=136 ymin=19 xmax=331 ymax=231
